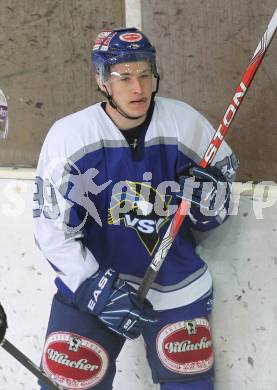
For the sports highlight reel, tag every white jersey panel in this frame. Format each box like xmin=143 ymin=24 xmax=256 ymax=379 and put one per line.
xmin=147 ymin=97 xmax=233 ymax=167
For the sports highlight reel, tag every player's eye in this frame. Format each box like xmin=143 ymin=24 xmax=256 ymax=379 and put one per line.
xmin=119 ymin=76 xmax=131 ymax=82
xmin=140 ymin=73 xmax=151 ymax=79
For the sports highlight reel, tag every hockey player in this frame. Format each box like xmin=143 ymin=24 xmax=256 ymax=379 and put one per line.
xmin=33 ymin=28 xmax=238 ymax=390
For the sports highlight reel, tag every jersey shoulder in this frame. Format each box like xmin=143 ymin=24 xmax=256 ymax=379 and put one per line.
xmin=154 ymin=96 xmax=216 ymax=140
xmin=154 ymin=97 xmax=234 ymax=166
xmin=40 ymin=102 xmax=119 ymax=160
xmin=153 ymin=97 xmax=216 ymax=157
xmin=155 ymin=97 xmax=210 ymax=125
xmin=47 ymin=103 xmax=102 ymax=140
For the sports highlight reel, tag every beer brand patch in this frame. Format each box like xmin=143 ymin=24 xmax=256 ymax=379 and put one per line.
xmin=42 ymin=332 xmax=109 ymax=389
xmin=156 ymin=318 xmax=214 ymax=375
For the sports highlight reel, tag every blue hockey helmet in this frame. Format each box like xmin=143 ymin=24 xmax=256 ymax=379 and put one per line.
xmin=91 ymin=28 xmax=159 ymax=82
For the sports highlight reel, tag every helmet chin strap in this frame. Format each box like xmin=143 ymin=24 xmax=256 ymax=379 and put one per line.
xmin=101 ymin=75 xmax=160 ymax=121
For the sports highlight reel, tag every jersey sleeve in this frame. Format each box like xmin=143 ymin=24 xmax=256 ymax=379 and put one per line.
xmin=33 ymin=121 xmax=99 ymax=297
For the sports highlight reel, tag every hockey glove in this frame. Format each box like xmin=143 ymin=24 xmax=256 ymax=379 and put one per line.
xmin=0 ymin=303 xmax=7 ymax=343
xmin=74 ymin=268 xmax=157 ymax=340
xmin=177 ymin=163 xmax=231 ymax=220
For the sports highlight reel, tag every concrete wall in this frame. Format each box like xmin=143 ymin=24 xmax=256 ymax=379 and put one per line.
xmin=0 ymin=0 xmax=125 ymax=167
xmin=141 ymin=0 xmax=277 ymax=182
xmin=1 ymin=175 xmax=277 ymax=389
xmin=1 ymin=1 xmax=277 ymax=181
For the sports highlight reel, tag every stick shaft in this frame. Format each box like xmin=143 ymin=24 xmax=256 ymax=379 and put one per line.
xmin=1 ymin=338 xmax=63 ymax=390
xmin=138 ymin=8 xmax=277 ymax=300
xmin=201 ymin=7 xmax=277 ymax=169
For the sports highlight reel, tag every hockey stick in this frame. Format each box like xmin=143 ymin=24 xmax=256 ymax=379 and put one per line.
xmin=138 ymin=7 xmax=277 ymax=300
xmin=1 ymin=338 xmax=63 ymax=389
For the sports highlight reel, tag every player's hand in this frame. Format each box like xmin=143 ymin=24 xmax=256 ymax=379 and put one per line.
xmin=0 ymin=303 xmax=7 ymax=343
xmin=177 ymin=162 xmax=231 ymax=219
xmin=74 ymin=268 xmax=158 ymax=340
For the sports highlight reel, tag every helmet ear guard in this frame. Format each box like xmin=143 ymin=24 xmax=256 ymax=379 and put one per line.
xmin=95 ymin=79 xmax=117 ymax=110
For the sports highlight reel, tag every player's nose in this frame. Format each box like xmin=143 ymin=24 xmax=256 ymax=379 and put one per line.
xmin=130 ymin=76 xmax=143 ymax=94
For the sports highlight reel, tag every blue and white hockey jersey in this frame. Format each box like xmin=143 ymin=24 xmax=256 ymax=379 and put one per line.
xmin=33 ymin=97 xmax=238 ymax=311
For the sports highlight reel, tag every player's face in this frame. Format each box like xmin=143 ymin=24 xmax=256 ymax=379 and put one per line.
xmin=105 ymin=61 xmax=153 ymax=120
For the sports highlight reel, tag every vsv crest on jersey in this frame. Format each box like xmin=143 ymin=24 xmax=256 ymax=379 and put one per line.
xmin=42 ymin=332 xmax=109 ymax=389
xmin=108 ymin=181 xmax=171 ymax=255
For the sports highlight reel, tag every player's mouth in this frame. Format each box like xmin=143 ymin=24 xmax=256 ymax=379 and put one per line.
xmin=129 ymin=98 xmax=148 ymax=107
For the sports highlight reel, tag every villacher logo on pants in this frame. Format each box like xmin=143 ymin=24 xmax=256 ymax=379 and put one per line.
xmin=156 ymin=318 xmax=214 ymax=375
xmin=42 ymin=332 xmax=109 ymax=389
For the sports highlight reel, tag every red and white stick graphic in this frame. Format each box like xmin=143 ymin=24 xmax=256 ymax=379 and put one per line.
xmin=138 ymin=7 xmax=277 ymax=300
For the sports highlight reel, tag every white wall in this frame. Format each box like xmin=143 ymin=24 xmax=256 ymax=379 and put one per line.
xmin=0 ymin=176 xmax=277 ymax=390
